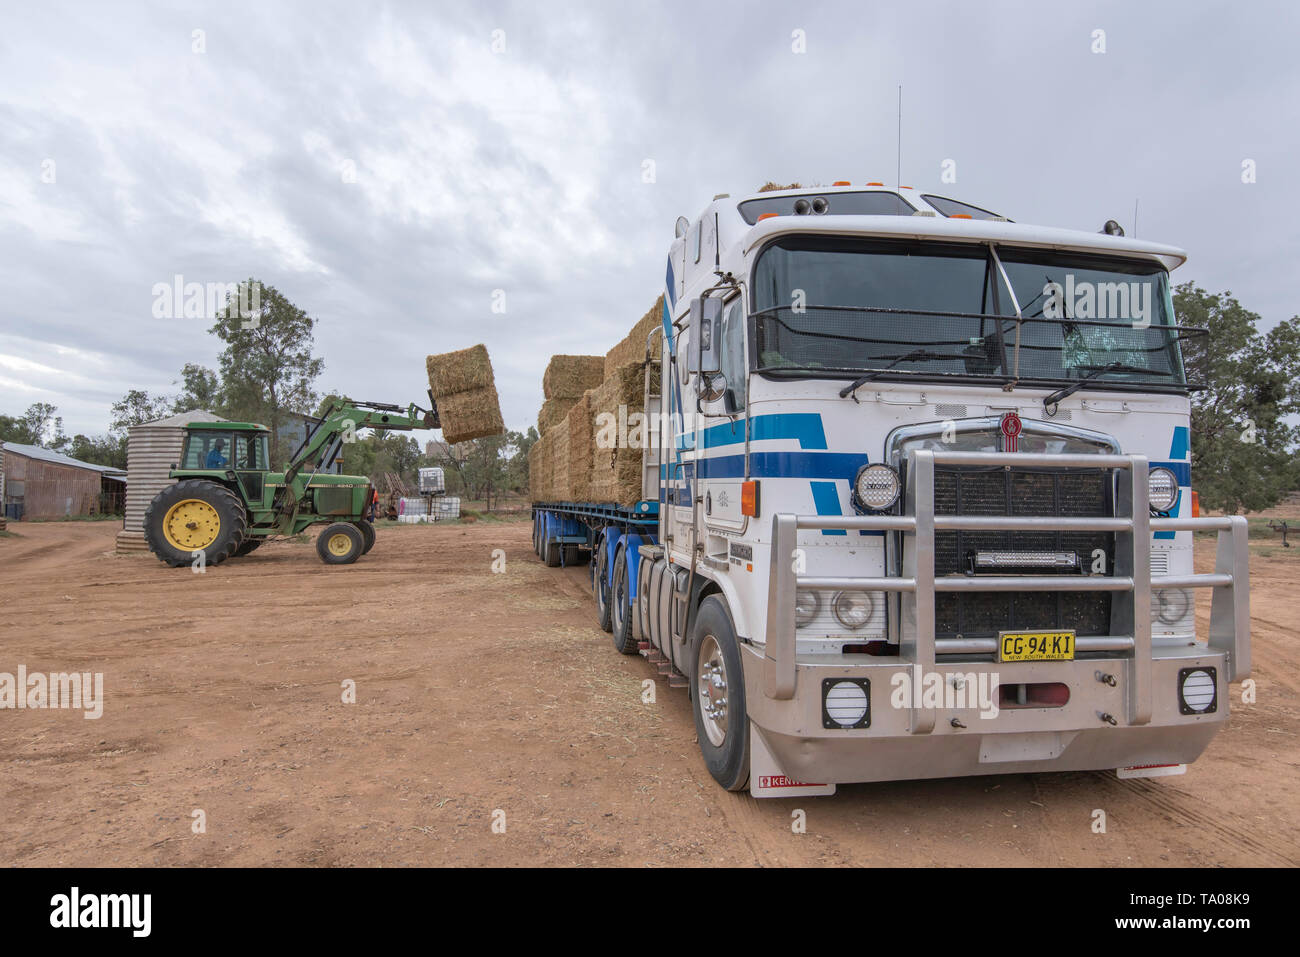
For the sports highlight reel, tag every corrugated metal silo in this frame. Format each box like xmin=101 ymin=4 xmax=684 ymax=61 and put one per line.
xmin=115 ymin=409 xmax=226 ymax=553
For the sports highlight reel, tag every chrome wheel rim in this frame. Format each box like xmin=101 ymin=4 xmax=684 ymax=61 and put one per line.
xmin=696 ymin=633 xmax=728 ymax=747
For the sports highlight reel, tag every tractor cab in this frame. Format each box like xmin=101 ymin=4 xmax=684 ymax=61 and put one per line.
xmin=179 ymin=422 xmax=271 ymax=472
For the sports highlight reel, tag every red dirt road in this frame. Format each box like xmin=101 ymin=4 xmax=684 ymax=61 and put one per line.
xmin=1 ymin=519 xmax=1296 ymax=866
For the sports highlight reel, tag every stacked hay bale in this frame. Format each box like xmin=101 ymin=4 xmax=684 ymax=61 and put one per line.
xmin=603 ymin=297 xmax=663 ymax=377
xmin=587 ymin=363 xmax=646 ymax=504
xmin=425 ymin=344 xmax=506 ymax=445
xmin=538 ymin=355 xmax=603 ymax=435
xmin=529 ymin=299 xmax=663 ymax=507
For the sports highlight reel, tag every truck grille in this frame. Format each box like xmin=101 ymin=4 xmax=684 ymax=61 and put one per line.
xmin=932 ymin=466 xmax=1114 ymax=639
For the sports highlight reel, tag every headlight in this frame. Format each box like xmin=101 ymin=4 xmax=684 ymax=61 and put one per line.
xmin=1155 ymin=588 xmax=1191 ymax=624
xmin=795 ymin=590 xmax=820 ymax=628
xmin=1148 ymin=467 xmax=1179 ymax=511
xmin=854 ymin=464 xmax=900 ymax=510
xmin=832 ymin=590 xmax=874 ymax=629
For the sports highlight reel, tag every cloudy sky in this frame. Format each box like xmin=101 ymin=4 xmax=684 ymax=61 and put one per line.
xmin=2 ymin=0 xmax=1296 ymax=437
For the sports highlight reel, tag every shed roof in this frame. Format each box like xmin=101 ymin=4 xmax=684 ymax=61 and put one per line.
xmin=0 ymin=442 xmax=127 ymax=476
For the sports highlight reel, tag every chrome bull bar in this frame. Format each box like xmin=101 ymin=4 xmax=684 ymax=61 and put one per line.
xmin=762 ymin=450 xmax=1251 ymax=732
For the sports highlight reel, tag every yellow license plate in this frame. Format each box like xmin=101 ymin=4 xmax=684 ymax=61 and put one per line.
xmin=998 ymin=630 xmax=1075 ymax=662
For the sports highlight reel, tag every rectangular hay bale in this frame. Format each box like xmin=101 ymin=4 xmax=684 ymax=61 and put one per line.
xmin=425 ymin=344 xmax=495 ymax=397
xmin=565 ymin=391 xmax=594 ymax=502
xmin=435 ymin=386 xmax=506 ymax=445
xmin=604 ymin=296 xmax=664 ymax=378
xmin=543 ymin=355 xmax=605 ymax=400
xmin=538 ymin=395 xmax=579 ymax=435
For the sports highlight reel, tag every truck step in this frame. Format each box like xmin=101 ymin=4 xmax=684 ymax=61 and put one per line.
xmin=666 ymin=673 xmax=689 ymax=689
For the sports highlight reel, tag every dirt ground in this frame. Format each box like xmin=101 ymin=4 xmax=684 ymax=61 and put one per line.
xmin=1 ymin=517 xmax=1296 ymax=867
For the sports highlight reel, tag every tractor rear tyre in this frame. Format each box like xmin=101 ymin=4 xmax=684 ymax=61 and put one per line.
xmin=355 ymin=519 xmax=376 ymax=554
xmin=144 ymin=479 xmax=248 ymax=568
xmin=317 ymin=522 xmax=365 ymax=565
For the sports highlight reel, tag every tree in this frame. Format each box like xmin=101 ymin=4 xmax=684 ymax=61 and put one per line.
xmin=66 ymin=434 xmax=126 ymax=470
xmin=171 ymin=363 xmax=223 ymax=414
xmin=0 ymin=403 xmax=68 ymax=448
xmin=1175 ymin=283 xmax=1300 ymax=513
xmin=110 ymin=389 xmax=172 ymax=435
xmin=211 ymin=280 xmax=324 ymax=467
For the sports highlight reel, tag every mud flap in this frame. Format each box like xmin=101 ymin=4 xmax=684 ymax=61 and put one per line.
xmin=749 ymin=724 xmax=836 ymax=798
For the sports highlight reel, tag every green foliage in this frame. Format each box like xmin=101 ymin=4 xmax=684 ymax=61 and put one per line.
xmin=0 ymin=402 xmax=66 ymax=448
xmin=110 ymin=389 xmax=171 ymax=434
xmin=210 ymin=280 xmax=324 ymax=467
xmin=425 ymin=429 xmax=533 ymax=509
xmin=171 ymin=363 xmax=223 ymax=414
xmin=1176 ymin=282 xmax=1300 ymax=513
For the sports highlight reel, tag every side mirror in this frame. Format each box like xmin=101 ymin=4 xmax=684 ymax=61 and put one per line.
xmin=688 ymin=296 xmax=723 ymax=376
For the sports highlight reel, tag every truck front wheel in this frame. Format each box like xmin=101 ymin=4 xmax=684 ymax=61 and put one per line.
xmin=690 ymin=596 xmax=750 ymax=792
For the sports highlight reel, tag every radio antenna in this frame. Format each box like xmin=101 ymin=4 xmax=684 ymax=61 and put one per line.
xmin=896 ymin=85 xmax=902 ymax=190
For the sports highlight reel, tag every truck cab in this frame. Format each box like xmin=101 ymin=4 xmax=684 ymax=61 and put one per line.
xmin=635 ymin=184 xmax=1249 ymax=795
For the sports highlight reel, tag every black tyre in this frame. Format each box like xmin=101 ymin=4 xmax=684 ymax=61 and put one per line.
xmin=316 ymin=522 xmax=364 ymax=565
xmin=690 ymin=596 xmax=750 ymax=792
xmin=594 ymin=540 xmax=612 ymax=632
xmin=532 ymin=515 xmax=540 ymax=555
xmin=232 ymin=537 xmax=263 ymax=558
xmin=544 ymin=533 xmax=562 ymax=567
xmin=355 ymin=519 xmax=376 ymax=554
xmin=610 ymin=546 xmax=637 ymax=654
xmin=144 ymin=479 xmax=248 ymax=568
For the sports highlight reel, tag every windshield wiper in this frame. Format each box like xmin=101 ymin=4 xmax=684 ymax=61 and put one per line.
xmin=1042 ymin=361 xmax=1173 ymax=412
xmin=839 ymin=349 xmax=946 ymax=402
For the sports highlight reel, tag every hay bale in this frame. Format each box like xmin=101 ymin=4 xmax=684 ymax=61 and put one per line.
xmin=757 ymin=181 xmax=802 ymax=192
xmin=605 ymin=296 xmax=664 ymax=378
xmin=436 ymin=386 xmax=505 ymax=445
xmin=425 ymin=343 xmax=506 ymax=445
xmin=566 ymin=391 xmax=595 ymax=501
xmin=528 ymin=432 xmax=552 ymax=501
xmin=549 ymin=427 xmax=571 ymax=502
xmin=588 ymin=362 xmax=647 ymax=506
xmin=543 ymin=355 xmax=605 ymax=400
xmin=538 ymin=395 xmax=579 ymax=435
xmin=425 ymin=344 xmax=495 ymax=397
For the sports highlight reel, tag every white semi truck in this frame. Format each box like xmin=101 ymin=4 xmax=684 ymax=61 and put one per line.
xmin=532 ymin=183 xmax=1250 ymax=797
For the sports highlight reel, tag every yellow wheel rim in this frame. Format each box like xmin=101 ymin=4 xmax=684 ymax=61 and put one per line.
xmin=327 ymin=532 xmax=353 ymax=556
xmin=162 ymin=499 xmax=221 ymax=551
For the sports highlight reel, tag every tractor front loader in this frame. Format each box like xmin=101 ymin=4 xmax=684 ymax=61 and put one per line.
xmin=144 ymin=397 xmax=439 ymax=568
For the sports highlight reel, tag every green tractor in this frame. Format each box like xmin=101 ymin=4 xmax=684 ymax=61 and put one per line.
xmin=143 ymin=398 xmax=438 ymax=568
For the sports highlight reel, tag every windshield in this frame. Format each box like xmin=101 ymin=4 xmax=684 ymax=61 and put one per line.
xmin=750 ymin=237 xmax=1192 ymax=388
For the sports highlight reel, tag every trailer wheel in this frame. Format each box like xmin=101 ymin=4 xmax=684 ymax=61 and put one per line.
xmin=533 ymin=514 xmax=542 ymax=556
xmin=354 ymin=519 xmax=376 ymax=555
xmin=690 ymin=596 xmax=750 ymax=792
xmin=610 ymin=546 xmax=637 ymax=654
xmin=594 ymin=538 xmax=613 ymax=632
xmin=317 ymin=522 xmax=364 ymax=565
xmin=544 ymin=534 xmax=562 ymax=567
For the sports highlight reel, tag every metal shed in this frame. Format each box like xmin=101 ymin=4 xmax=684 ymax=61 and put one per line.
xmin=0 ymin=442 xmax=126 ymax=521
xmin=115 ymin=409 xmax=226 ymax=553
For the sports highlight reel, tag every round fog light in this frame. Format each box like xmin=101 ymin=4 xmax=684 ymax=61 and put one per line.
xmin=855 ymin=464 xmax=901 ymax=510
xmin=1156 ymin=588 xmax=1190 ymax=624
xmin=832 ymin=590 xmax=874 ymax=629
xmin=1148 ymin=467 xmax=1179 ymax=512
xmin=795 ymin=590 xmax=820 ymax=628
